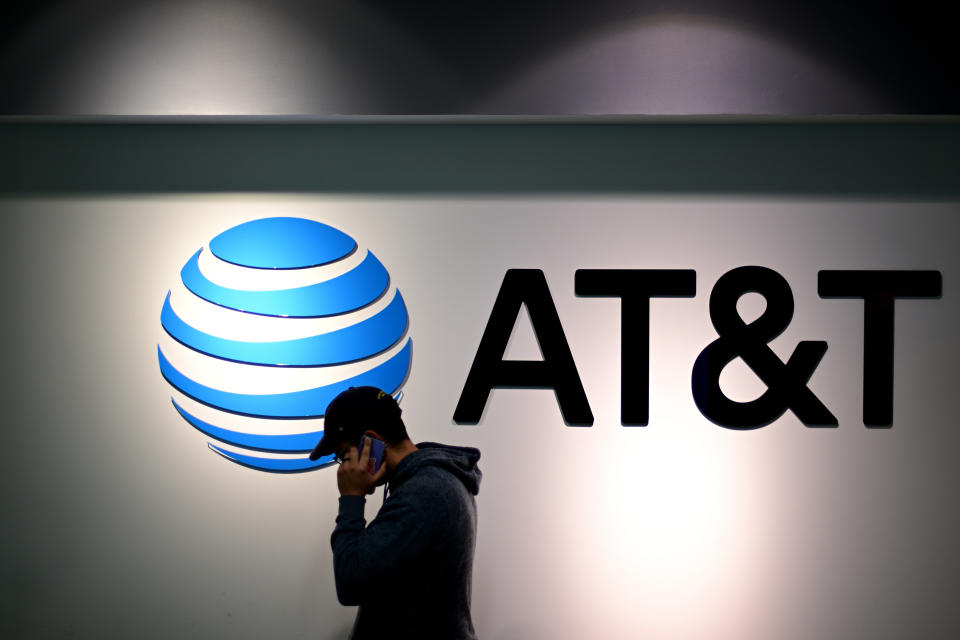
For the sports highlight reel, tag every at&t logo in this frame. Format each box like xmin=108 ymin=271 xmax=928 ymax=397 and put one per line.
xmin=157 ymin=217 xmax=411 ymax=473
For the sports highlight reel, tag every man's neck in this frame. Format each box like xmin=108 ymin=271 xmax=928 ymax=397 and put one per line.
xmin=385 ymin=439 xmax=418 ymax=473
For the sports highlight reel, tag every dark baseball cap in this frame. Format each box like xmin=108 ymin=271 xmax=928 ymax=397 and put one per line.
xmin=308 ymin=386 xmax=402 ymax=460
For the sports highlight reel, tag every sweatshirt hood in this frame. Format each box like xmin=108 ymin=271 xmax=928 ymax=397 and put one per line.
xmin=390 ymin=442 xmax=482 ymax=496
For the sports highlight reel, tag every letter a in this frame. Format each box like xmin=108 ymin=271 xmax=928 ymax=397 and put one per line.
xmin=454 ymin=269 xmax=593 ymax=425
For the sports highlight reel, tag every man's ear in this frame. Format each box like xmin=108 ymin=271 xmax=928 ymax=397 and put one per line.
xmin=363 ymin=429 xmax=384 ymax=441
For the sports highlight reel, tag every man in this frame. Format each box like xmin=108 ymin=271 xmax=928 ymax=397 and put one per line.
xmin=309 ymin=386 xmax=482 ymax=639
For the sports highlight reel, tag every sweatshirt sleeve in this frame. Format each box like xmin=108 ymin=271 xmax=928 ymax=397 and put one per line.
xmin=330 ymin=492 xmax=430 ymax=606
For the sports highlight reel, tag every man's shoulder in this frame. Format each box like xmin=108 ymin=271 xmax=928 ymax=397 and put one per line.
xmin=401 ymin=462 xmax=466 ymax=494
xmin=392 ymin=464 xmax=471 ymax=512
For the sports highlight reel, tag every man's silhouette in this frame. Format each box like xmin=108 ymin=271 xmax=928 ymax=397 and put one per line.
xmin=310 ymin=386 xmax=482 ymax=639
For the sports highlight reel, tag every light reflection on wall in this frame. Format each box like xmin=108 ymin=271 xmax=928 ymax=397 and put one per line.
xmin=0 ymin=4 xmax=883 ymax=114
xmin=472 ymin=270 xmax=780 ymax=639
xmin=17 ymin=0 xmax=457 ymax=114
xmin=480 ymin=15 xmax=883 ymax=113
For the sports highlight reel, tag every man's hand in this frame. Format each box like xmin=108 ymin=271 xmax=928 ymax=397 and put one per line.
xmin=337 ymin=437 xmax=387 ymax=497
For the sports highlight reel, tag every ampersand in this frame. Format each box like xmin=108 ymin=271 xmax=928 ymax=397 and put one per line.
xmin=692 ymin=266 xmax=837 ymax=429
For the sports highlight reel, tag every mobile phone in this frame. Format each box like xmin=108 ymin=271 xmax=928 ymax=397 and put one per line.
xmin=360 ymin=435 xmax=386 ymax=474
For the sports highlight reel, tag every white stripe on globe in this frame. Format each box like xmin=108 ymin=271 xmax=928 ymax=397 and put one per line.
xmin=158 ymin=331 xmax=410 ymax=395
xmin=197 ymin=242 xmax=368 ymax=291
xmin=167 ymin=281 xmax=402 ymax=343
xmin=170 ymin=390 xmax=324 ymax=437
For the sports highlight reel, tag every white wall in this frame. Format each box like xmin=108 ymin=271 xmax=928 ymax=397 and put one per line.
xmin=1 ymin=195 xmax=957 ymax=639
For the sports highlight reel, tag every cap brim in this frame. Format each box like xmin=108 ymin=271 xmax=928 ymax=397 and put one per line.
xmin=308 ymin=435 xmax=333 ymax=460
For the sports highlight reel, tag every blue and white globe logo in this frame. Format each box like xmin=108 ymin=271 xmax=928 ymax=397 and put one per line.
xmin=157 ymin=217 xmax=411 ymax=473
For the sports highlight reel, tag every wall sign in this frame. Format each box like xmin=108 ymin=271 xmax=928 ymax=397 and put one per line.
xmin=456 ymin=267 xmax=942 ymax=429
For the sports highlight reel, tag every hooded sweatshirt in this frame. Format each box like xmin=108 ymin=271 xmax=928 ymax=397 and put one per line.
xmin=331 ymin=441 xmax=482 ymax=640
